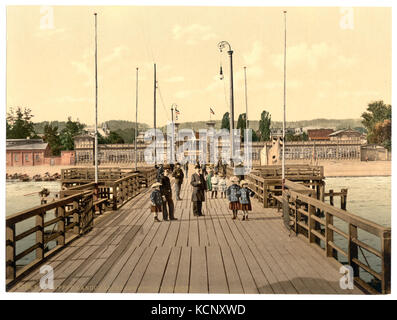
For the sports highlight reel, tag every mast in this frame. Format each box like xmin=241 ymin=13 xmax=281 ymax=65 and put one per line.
xmin=135 ymin=67 xmax=138 ymax=171
xmin=244 ymin=66 xmax=249 ymax=130
xmin=171 ymin=105 xmax=174 ymax=164
xmin=282 ymin=11 xmax=287 ymax=190
xmin=94 ymin=12 xmax=98 ymax=183
xmin=154 ymin=63 xmax=157 ymax=165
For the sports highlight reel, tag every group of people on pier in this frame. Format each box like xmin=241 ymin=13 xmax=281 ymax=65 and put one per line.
xmin=150 ymin=161 xmax=254 ymax=222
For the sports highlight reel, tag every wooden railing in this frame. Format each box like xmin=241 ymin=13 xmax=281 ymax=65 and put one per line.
xmin=6 ymin=191 xmax=95 ymax=289
xmin=285 ymin=190 xmax=391 ymax=294
xmin=108 ymin=173 xmax=140 ymax=210
xmin=246 ymin=172 xmax=391 ymax=294
xmin=246 ymin=174 xmax=391 ymax=294
xmin=252 ymin=164 xmax=324 ymax=179
xmin=61 ymin=167 xmax=134 ymax=183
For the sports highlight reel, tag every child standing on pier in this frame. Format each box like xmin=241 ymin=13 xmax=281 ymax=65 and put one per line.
xmin=150 ymin=182 xmax=163 ymax=222
xmin=226 ymin=176 xmax=241 ymax=220
xmin=210 ymin=172 xmax=219 ymax=199
xmin=238 ymin=180 xmax=255 ymax=221
xmin=218 ymin=174 xmax=227 ymax=198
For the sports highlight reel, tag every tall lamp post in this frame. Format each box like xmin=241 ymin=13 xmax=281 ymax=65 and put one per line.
xmin=94 ymin=13 xmax=98 ymax=183
xmin=171 ymin=103 xmax=178 ymax=164
xmin=218 ymin=40 xmax=235 ymax=165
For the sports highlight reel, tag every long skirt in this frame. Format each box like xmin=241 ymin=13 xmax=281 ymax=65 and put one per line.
xmin=150 ymin=205 xmax=162 ymax=213
xmin=240 ymin=203 xmax=252 ymax=211
xmin=229 ymin=201 xmax=240 ymax=210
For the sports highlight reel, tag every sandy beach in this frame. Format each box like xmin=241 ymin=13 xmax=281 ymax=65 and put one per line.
xmin=5 ymin=160 xmax=391 ymax=178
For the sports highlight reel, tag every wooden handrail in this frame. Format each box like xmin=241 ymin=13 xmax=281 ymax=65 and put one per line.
xmin=246 ymin=168 xmax=391 ymax=294
xmin=6 ymin=191 xmax=95 ymax=288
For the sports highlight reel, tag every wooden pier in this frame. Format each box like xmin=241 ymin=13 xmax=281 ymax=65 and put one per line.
xmin=6 ymin=165 xmax=390 ymax=294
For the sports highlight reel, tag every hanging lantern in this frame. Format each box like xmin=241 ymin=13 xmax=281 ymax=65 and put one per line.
xmin=219 ymin=65 xmax=224 ymax=80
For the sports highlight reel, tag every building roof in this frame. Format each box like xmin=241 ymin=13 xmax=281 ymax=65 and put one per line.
xmin=329 ymin=129 xmax=362 ymax=137
xmin=307 ymin=129 xmax=334 ymax=140
xmin=7 ymin=142 xmax=48 ymax=151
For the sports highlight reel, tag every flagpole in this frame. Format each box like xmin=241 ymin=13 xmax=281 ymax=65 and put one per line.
xmin=244 ymin=66 xmax=249 ymax=130
xmin=94 ymin=12 xmax=98 ymax=184
xmin=135 ymin=67 xmax=138 ymax=172
xmin=282 ymin=10 xmax=287 ymax=191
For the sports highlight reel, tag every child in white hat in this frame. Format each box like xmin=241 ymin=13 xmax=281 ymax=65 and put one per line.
xmin=150 ymin=182 xmax=163 ymax=222
xmin=226 ymin=176 xmax=241 ymax=220
xmin=238 ymin=180 xmax=255 ymax=221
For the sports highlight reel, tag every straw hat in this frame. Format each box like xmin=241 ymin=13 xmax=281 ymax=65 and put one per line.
xmin=240 ymin=180 xmax=249 ymax=186
xmin=152 ymin=182 xmax=162 ymax=188
xmin=230 ymin=176 xmax=239 ymax=183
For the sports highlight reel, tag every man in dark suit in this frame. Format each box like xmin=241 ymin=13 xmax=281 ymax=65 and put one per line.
xmin=172 ymin=163 xmax=184 ymax=200
xmin=160 ymin=169 xmax=177 ymax=221
xmin=190 ymin=165 xmax=207 ymax=216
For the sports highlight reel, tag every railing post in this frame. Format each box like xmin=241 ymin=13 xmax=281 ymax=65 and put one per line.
xmin=329 ymin=189 xmax=334 ymax=206
xmin=263 ymin=182 xmax=269 ymax=208
xmin=6 ymin=224 xmax=16 ymax=281
xmin=381 ymin=230 xmax=391 ymax=294
xmin=325 ymin=212 xmax=336 ymax=258
xmin=57 ymin=206 xmax=66 ymax=246
xmin=73 ymin=200 xmax=80 ymax=235
xmin=341 ymin=188 xmax=347 ymax=210
xmin=308 ymin=204 xmax=315 ymax=243
xmin=348 ymin=223 xmax=359 ymax=279
xmin=36 ymin=211 xmax=44 ymax=260
xmin=112 ymin=183 xmax=118 ymax=210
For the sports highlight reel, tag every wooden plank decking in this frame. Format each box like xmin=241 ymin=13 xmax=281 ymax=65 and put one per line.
xmin=10 ymin=177 xmax=363 ymax=294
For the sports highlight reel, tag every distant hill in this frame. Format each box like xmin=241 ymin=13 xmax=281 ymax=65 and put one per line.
xmin=160 ymin=118 xmax=365 ymax=131
xmin=33 ymin=118 xmax=365 ymax=134
xmin=105 ymin=120 xmax=150 ymax=132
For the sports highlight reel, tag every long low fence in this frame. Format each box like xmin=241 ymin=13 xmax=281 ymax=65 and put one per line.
xmin=246 ymin=171 xmax=391 ymax=294
xmin=6 ymin=191 xmax=94 ymax=288
xmin=6 ymin=167 xmax=157 ymax=290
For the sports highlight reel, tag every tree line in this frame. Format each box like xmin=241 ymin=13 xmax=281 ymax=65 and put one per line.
xmin=6 ymin=107 xmax=130 ymax=156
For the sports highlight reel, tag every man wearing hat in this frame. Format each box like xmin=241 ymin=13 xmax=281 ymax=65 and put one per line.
xmin=172 ymin=163 xmax=184 ymax=201
xmin=190 ymin=165 xmax=207 ymax=216
xmin=159 ymin=169 xmax=177 ymax=221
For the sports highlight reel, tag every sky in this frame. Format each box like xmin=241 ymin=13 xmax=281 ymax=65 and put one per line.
xmin=6 ymin=6 xmax=391 ymax=127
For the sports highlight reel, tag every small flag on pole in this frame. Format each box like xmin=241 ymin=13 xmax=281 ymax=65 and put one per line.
xmin=210 ymin=107 xmax=215 ymax=115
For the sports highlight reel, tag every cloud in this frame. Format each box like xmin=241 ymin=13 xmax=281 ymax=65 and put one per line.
xmin=243 ymin=41 xmax=265 ymax=66
xmin=34 ymin=27 xmax=66 ymax=38
xmin=55 ymin=96 xmax=93 ymax=103
xmin=165 ymin=76 xmax=184 ymax=83
xmin=102 ymin=46 xmax=128 ymax=64
xmin=172 ymin=24 xmax=217 ymax=45
xmin=272 ymin=42 xmax=357 ymax=70
xmin=174 ymin=89 xmax=196 ymax=99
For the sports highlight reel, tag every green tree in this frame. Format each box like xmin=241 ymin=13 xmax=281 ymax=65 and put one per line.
xmin=98 ymin=131 xmax=125 ymax=144
xmin=6 ymin=107 xmax=36 ymax=139
xmin=258 ymin=110 xmax=271 ymax=141
xmin=221 ymin=112 xmax=230 ymax=131
xmin=43 ymin=123 xmax=62 ymax=156
xmin=361 ymin=100 xmax=391 ymax=149
xmin=236 ymin=113 xmax=247 ymax=141
xmin=59 ymin=117 xmax=86 ymax=150
xmin=114 ymin=128 xmax=135 ymax=144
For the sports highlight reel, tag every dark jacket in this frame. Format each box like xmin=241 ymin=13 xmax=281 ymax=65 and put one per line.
xmin=191 ymin=172 xmax=207 ymax=202
xmin=156 ymin=166 xmax=165 ymax=182
xmin=172 ymin=168 xmax=184 ymax=184
xmin=160 ymin=175 xmax=172 ymax=196
xmin=238 ymin=187 xmax=255 ymax=205
xmin=150 ymin=189 xmax=163 ymax=207
xmin=226 ymin=184 xmax=241 ymax=202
